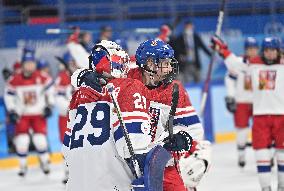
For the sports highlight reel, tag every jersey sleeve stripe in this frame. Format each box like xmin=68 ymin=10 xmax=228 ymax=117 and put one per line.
xmin=228 ymin=73 xmax=238 ymax=80
xmin=57 ymin=92 xmax=66 ymax=96
xmin=113 ymin=116 xmax=149 ymax=128
xmin=173 ymin=115 xmax=200 ymax=127
xmin=175 ymin=110 xmax=195 ymax=116
xmin=175 ymin=106 xmax=194 ymax=112
xmin=7 ymin=91 xmax=16 ymax=96
xmin=114 ymin=122 xmax=144 ymax=142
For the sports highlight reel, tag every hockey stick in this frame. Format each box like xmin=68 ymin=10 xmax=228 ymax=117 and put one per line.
xmin=165 ymin=83 xmax=180 ymax=173
xmin=166 ymin=83 xmax=179 ymax=140
xmin=55 ymin=56 xmax=73 ymax=74
xmin=106 ymin=84 xmax=142 ymax=179
xmin=200 ymin=0 xmax=227 ymax=116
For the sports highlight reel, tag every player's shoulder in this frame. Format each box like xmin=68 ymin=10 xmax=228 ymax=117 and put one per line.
xmin=249 ymin=56 xmax=264 ymax=65
xmin=170 ymin=80 xmax=192 ymax=107
xmin=127 ymin=67 xmax=143 ymax=81
xmin=69 ymin=86 xmax=104 ymax=110
xmin=110 ymin=78 xmax=144 ymax=89
xmin=7 ymin=73 xmax=22 ymax=85
xmin=152 ymin=80 xmax=191 ymax=106
xmin=168 ymin=80 xmax=188 ymax=96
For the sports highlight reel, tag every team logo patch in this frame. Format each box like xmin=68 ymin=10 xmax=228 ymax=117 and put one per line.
xmin=149 ymin=107 xmax=161 ymax=142
xmin=244 ymin=73 xmax=252 ymax=90
xmin=141 ymin=121 xmax=151 ymax=135
xmin=23 ymin=91 xmax=37 ymax=105
xmin=151 ymin=40 xmax=158 ymax=46
xmin=258 ymin=70 xmax=277 ymax=90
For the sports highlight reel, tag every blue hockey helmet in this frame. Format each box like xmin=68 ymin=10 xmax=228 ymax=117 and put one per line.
xmin=21 ymin=52 xmax=36 ymax=63
xmin=261 ymin=37 xmax=280 ymax=51
xmin=261 ymin=37 xmax=281 ymax=65
xmin=244 ymin=37 xmax=258 ymax=49
xmin=135 ymin=39 xmax=175 ymax=68
xmin=135 ymin=39 xmax=178 ymax=85
xmin=37 ymin=59 xmax=49 ymax=70
xmin=23 ymin=45 xmax=35 ymax=54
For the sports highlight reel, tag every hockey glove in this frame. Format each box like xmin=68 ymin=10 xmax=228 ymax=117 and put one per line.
xmin=43 ymin=107 xmax=52 ymax=118
xmin=77 ymin=69 xmax=104 ymax=93
xmin=225 ymin=96 xmax=236 ymax=113
xmin=179 ymin=140 xmax=212 ymax=188
xmin=163 ymin=131 xmax=193 ymax=152
xmin=9 ymin=112 xmax=19 ymax=124
xmin=2 ymin=68 xmax=12 ymax=81
xmin=211 ymin=35 xmax=231 ymax=58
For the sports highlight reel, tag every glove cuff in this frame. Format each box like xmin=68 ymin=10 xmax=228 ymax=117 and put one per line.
xmin=222 ymin=48 xmax=231 ymax=59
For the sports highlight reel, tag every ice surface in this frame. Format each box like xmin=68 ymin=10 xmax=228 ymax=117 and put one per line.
xmin=0 ymin=142 xmax=278 ymax=191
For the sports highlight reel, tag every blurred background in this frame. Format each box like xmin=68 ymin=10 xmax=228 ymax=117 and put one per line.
xmin=0 ymin=0 xmax=283 ymax=190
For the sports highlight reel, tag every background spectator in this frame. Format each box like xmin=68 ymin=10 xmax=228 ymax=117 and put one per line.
xmin=79 ymin=31 xmax=93 ymax=53
xmin=173 ymin=20 xmax=211 ymax=83
xmin=96 ymin=26 xmax=113 ymax=43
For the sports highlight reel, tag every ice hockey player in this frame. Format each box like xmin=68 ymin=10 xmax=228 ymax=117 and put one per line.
xmin=63 ymin=41 xmax=157 ymax=191
xmin=4 ymin=51 xmax=54 ymax=176
xmin=72 ymin=39 xmax=212 ymax=190
xmin=224 ymin=37 xmax=259 ymax=168
xmin=127 ymin=39 xmax=211 ymax=191
xmin=212 ymin=36 xmax=284 ymax=191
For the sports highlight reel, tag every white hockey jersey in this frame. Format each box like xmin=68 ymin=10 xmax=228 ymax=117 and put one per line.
xmin=225 ymin=57 xmax=253 ymax=103
xmin=62 ymin=78 xmax=153 ymax=191
xmin=4 ymin=71 xmax=54 ymax=116
xmin=225 ymin=54 xmax=284 ymax=115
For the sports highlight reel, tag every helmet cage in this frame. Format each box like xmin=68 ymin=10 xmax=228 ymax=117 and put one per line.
xmin=144 ymin=56 xmax=179 ymax=86
xmin=88 ymin=43 xmax=130 ymax=78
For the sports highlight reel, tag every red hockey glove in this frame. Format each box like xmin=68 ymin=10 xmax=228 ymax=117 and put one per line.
xmin=211 ymin=35 xmax=231 ymax=58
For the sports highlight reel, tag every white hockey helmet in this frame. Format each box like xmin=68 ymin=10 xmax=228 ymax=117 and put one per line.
xmin=89 ymin=40 xmax=130 ymax=78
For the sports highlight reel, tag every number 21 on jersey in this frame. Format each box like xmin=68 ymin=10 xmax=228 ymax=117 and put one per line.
xmin=133 ymin=93 xmax=147 ymax=109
